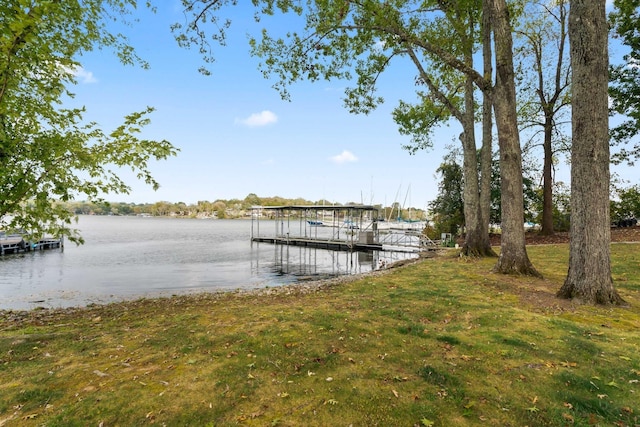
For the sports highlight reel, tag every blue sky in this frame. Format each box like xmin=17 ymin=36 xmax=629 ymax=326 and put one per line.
xmin=68 ymin=1 xmax=637 ymax=208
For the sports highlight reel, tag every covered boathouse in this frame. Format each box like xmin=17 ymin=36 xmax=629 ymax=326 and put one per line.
xmin=250 ymin=204 xmax=437 ymax=253
xmin=250 ymin=205 xmax=382 ymax=252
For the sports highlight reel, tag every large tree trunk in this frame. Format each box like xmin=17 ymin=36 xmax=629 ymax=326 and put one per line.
xmin=480 ymin=0 xmax=494 ymax=247
xmin=461 ymin=75 xmax=495 ymax=258
xmin=540 ymin=116 xmax=555 ymax=235
xmin=556 ymin=0 xmax=625 ymax=305
xmin=460 ymin=12 xmax=494 ymax=258
xmin=489 ymin=0 xmax=541 ymax=276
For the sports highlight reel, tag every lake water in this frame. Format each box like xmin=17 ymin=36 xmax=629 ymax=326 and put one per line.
xmin=0 ymin=216 xmax=416 ymax=310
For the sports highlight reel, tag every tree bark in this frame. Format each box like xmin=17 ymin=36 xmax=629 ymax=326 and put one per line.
xmin=557 ymin=0 xmax=625 ymax=305
xmin=489 ymin=0 xmax=541 ymax=276
xmin=458 ymin=8 xmax=494 ymax=258
xmin=480 ymin=0 xmax=494 ymax=248
xmin=540 ymin=116 xmax=555 ymax=235
xmin=461 ymin=74 xmax=495 ymax=257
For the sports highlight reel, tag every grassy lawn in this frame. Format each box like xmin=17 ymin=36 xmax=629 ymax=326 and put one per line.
xmin=1 ymin=244 xmax=639 ymax=426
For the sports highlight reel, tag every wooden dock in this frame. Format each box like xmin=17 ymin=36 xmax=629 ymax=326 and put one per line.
xmin=0 ymin=234 xmax=64 ymax=255
xmin=252 ymin=236 xmax=383 ymax=252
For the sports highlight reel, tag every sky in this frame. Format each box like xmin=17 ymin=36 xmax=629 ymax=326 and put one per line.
xmin=67 ymin=1 xmax=638 ymax=209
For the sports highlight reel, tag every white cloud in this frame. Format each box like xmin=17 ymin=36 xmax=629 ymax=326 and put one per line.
xmin=330 ymin=150 xmax=358 ymax=164
xmin=58 ymin=65 xmax=97 ymax=83
xmin=70 ymin=66 xmax=97 ymax=83
xmin=236 ymin=110 xmax=278 ymax=127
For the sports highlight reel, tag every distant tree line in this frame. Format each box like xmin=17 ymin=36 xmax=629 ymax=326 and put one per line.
xmin=61 ymin=193 xmax=427 ymax=221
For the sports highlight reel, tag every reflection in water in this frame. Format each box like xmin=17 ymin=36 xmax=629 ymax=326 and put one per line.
xmin=251 ymin=242 xmax=417 ymax=279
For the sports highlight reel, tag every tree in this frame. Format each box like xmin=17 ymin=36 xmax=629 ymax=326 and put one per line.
xmin=556 ymin=0 xmax=625 ymax=304
xmin=609 ymin=0 xmax=640 ymax=164
xmin=515 ymin=0 xmax=571 ymax=236
xmin=611 ymin=184 xmax=640 ymax=225
xmin=429 ymin=153 xmax=465 ymax=236
xmin=488 ymin=0 xmax=540 ymax=276
xmin=177 ymin=1 xmax=547 ymax=273
xmin=0 ymin=1 xmax=177 ymax=243
xmin=392 ymin=1 xmax=495 ymax=258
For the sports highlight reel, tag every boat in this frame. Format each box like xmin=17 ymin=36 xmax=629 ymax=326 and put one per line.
xmin=307 ymin=220 xmax=324 ymax=226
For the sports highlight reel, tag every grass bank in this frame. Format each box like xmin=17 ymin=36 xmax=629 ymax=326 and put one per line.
xmin=1 ymin=244 xmax=639 ymax=426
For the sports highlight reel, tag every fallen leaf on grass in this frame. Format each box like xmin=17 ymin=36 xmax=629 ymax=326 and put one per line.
xmin=392 ymin=389 xmax=399 ymax=398
xmin=562 ymin=413 xmax=574 ymax=423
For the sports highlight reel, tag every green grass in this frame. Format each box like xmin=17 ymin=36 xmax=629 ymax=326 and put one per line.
xmin=1 ymin=243 xmax=639 ymax=426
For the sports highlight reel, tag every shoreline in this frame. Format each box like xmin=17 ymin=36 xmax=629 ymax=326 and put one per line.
xmin=0 ymin=254 xmax=430 ymax=327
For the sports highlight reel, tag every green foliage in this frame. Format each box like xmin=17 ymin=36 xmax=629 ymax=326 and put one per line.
xmin=428 ymin=154 xmax=464 ymax=236
xmin=530 ymin=182 xmax=571 ymax=231
xmin=0 ymin=1 xmax=177 ymax=243
xmin=611 ymin=184 xmax=640 ymax=222
xmin=609 ymin=0 xmax=640 ymax=164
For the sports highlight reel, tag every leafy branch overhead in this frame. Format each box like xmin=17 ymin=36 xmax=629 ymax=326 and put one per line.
xmin=609 ymin=0 xmax=640 ymax=165
xmin=0 ymin=1 xmax=177 ymax=243
xmin=174 ymin=1 xmax=490 ymax=134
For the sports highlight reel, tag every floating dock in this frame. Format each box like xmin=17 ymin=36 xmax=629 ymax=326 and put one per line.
xmin=0 ymin=234 xmax=64 ymax=255
xmin=251 ymin=205 xmax=436 ymax=252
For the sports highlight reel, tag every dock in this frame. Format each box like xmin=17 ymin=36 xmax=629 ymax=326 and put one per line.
xmin=251 ymin=235 xmax=383 ymax=252
xmin=0 ymin=234 xmax=64 ymax=255
xmin=251 ymin=205 xmax=437 ymax=253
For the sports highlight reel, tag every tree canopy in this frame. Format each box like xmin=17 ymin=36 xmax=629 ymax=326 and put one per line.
xmin=0 ymin=1 xmax=177 ymax=243
xmin=609 ymin=0 xmax=640 ymax=164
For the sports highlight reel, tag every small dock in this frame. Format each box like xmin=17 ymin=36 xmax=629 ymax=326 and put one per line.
xmin=0 ymin=234 xmax=64 ymax=255
xmin=251 ymin=236 xmax=383 ymax=252
xmin=251 ymin=205 xmax=436 ymax=253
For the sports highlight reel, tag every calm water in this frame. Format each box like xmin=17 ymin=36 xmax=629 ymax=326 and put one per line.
xmin=0 ymin=216 xmax=415 ymax=310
